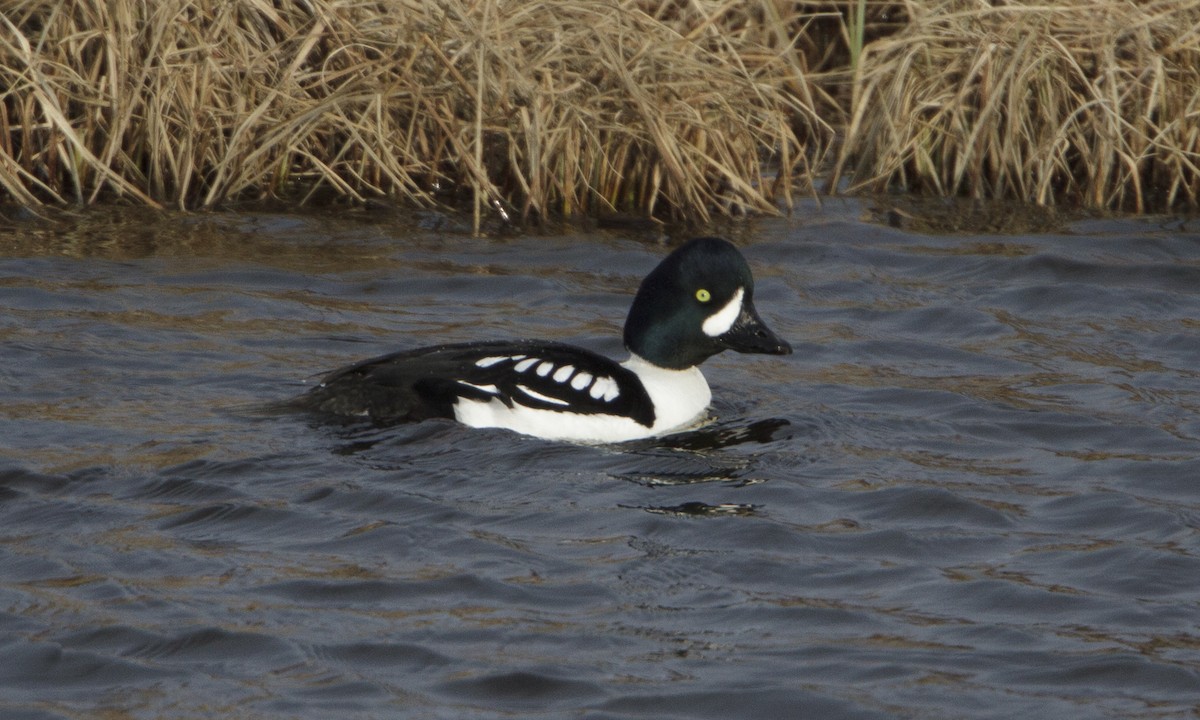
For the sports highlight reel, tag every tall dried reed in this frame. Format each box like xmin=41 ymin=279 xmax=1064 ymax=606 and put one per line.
xmin=7 ymin=0 xmax=1196 ymax=219
xmin=834 ymin=0 xmax=1200 ymax=213
xmin=0 ymin=0 xmax=831 ymax=226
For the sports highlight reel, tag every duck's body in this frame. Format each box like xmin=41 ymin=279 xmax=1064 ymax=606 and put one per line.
xmin=291 ymin=237 xmax=790 ymax=443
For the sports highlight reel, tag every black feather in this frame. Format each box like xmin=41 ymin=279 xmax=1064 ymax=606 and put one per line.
xmin=294 ymin=340 xmax=655 ymax=426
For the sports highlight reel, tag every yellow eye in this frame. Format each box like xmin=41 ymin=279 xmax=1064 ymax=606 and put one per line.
xmin=696 ymin=288 xmax=711 ymax=303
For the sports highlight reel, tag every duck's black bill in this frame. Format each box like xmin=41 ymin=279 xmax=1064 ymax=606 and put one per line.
xmin=719 ymin=303 xmax=792 ymax=356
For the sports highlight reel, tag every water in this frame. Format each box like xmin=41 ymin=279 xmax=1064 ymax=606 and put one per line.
xmin=1 ymin=202 xmax=1198 ymax=719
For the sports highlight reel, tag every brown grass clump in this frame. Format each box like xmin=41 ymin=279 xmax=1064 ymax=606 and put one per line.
xmin=0 ymin=0 xmax=830 ymax=226
xmin=834 ymin=0 xmax=1200 ymax=213
xmin=8 ymin=0 xmax=1197 ymax=220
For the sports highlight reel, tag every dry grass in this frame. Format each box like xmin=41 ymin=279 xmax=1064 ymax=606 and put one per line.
xmin=0 ymin=0 xmax=832 ymax=226
xmin=5 ymin=0 xmax=1198 ymax=220
xmin=834 ymin=0 xmax=1200 ymax=213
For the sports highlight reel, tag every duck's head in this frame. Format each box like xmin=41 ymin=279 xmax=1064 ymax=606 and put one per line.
xmin=623 ymin=237 xmax=792 ymax=370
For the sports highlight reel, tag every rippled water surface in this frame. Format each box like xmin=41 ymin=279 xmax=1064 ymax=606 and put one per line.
xmin=2 ymin=202 xmax=1198 ymax=719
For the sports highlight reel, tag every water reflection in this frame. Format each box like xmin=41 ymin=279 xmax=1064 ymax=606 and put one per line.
xmin=648 ymin=416 xmax=795 ymax=451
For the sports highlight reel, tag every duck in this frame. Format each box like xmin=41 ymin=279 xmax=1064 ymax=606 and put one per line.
xmin=291 ymin=236 xmax=791 ymax=443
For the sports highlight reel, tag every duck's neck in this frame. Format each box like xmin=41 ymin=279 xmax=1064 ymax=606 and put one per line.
xmin=621 ymin=354 xmax=712 ymax=435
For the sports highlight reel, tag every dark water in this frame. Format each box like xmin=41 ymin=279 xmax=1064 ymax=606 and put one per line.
xmin=1 ymin=202 xmax=1198 ymax=719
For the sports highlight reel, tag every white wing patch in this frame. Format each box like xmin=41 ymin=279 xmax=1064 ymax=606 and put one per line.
xmin=476 ymin=354 xmax=527 ymax=368
xmin=589 ymin=376 xmax=620 ymax=402
xmin=458 ymin=381 xmax=499 ymax=394
xmin=517 ymin=384 xmax=570 ymax=406
xmin=702 ymin=287 xmax=744 ymax=337
xmin=474 ymin=353 xmax=620 ymax=404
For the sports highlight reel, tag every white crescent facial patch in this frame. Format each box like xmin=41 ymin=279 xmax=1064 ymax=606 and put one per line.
xmin=702 ymin=287 xmax=744 ymax=337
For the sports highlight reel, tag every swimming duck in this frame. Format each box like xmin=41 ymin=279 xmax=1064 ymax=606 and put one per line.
xmin=293 ymin=236 xmax=791 ymax=442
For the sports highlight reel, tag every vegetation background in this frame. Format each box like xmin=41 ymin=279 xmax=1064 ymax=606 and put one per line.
xmin=2 ymin=0 xmax=1198 ymax=227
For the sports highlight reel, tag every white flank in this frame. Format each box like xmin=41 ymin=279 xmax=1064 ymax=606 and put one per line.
xmin=451 ymin=355 xmax=711 ymax=444
xmin=514 ymin=357 xmax=538 ymax=372
xmin=535 ymin=361 xmax=555 ymax=377
xmin=702 ymin=287 xmax=744 ymax=337
xmin=552 ymin=365 xmax=575 ymax=383
xmin=570 ymin=372 xmax=593 ymax=390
